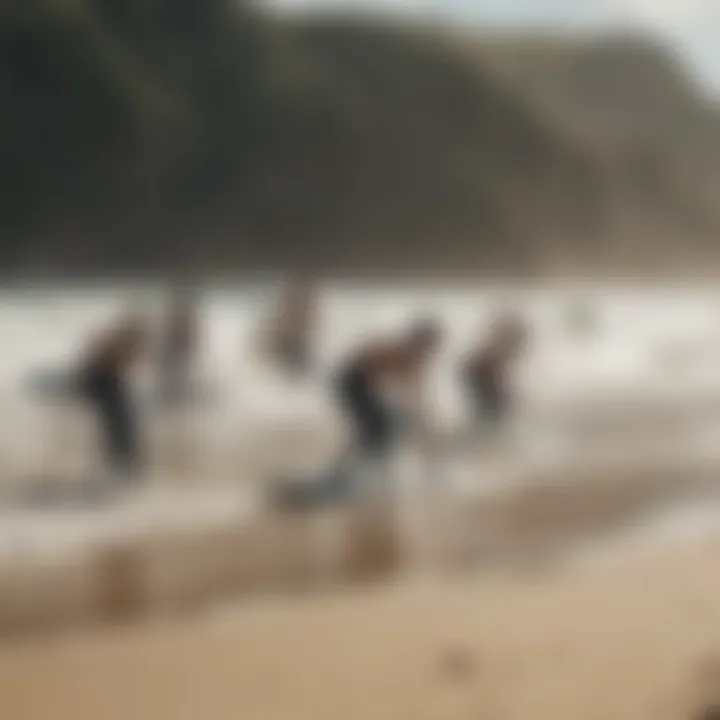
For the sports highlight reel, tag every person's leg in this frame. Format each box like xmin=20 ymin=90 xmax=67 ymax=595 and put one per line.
xmin=322 ymin=369 xmax=393 ymax=500
xmin=276 ymin=369 xmax=395 ymax=509
xmin=79 ymin=373 xmax=107 ymax=484
xmin=102 ymin=378 xmax=140 ymax=481
xmin=361 ymin=400 xmax=396 ymax=457
xmin=356 ymin=400 xmax=398 ymax=500
xmin=84 ymin=375 xmax=114 ymax=474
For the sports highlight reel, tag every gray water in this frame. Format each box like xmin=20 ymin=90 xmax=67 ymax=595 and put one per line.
xmin=4 ymin=281 xmax=720 ymax=560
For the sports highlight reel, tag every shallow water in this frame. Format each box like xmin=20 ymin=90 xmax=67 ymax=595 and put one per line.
xmin=4 ymin=282 xmax=720 ymax=408
xmin=4 ymin=282 xmax=720 ymax=544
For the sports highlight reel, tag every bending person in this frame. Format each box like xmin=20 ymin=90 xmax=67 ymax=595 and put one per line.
xmin=78 ymin=313 xmax=147 ymax=483
xmin=276 ymin=318 xmax=442 ymax=509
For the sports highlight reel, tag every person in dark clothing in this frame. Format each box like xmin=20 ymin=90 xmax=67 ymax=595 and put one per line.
xmin=78 ymin=315 xmax=147 ymax=479
xmin=463 ymin=312 xmax=528 ymax=437
xmin=335 ymin=358 xmax=399 ymax=465
xmin=275 ymin=318 xmax=442 ymax=509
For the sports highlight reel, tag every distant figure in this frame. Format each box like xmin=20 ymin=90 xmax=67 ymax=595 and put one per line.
xmin=265 ymin=280 xmax=317 ymax=377
xmin=276 ymin=318 xmax=442 ymax=508
xmin=78 ymin=313 xmax=147 ymax=481
xmin=463 ymin=312 xmax=528 ymax=439
xmin=158 ymin=293 xmax=199 ymax=403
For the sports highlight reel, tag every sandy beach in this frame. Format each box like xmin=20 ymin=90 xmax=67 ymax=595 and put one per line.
xmin=5 ymin=285 xmax=720 ymax=718
xmin=4 ymin=533 xmax=720 ymax=720
xmin=9 ymin=0 xmax=720 ymax=704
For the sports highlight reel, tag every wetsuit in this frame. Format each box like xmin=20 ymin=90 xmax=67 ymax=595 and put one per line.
xmin=336 ymin=360 xmax=398 ymax=458
xmin=274 ymin=334 xmax=436 ymax=509
xmin=80 ymin=339 xmax=141 ymax=477
xmin=326 ymin=344 xmax=421 ymax=497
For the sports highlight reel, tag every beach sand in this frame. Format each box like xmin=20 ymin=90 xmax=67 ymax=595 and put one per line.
xmin=6 ymin=286 xmax=720 ymax=718
xmin=4 ymin=535 xmax=720 ymax=720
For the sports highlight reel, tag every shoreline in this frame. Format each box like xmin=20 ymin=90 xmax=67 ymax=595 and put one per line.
xmin=3 ymin=446 xmax=720 ymax=639
xmin=4 ymin=533 xmax=720 ymax=719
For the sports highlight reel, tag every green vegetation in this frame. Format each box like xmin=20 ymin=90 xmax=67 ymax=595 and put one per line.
xmin=2 ymin=4 xmax=719 ymax=274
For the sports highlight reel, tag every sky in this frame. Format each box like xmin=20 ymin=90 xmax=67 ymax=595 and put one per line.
xmin=267 ymin=0 xmax=720 ymax=94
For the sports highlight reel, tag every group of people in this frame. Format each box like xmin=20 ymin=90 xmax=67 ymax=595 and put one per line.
xmin=72 ymin=281 xmax=528 ymax=507
xmin=276 ymin=307 xmax=528 ymax=507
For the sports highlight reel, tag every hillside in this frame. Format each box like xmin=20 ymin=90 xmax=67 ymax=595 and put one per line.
xmin=473 ymin=34 xmax=720 ymax=204
xmin=1 ymin=5 xmax=719 ymax=275
xmin=257 ymin=19 xmax=607 ymax=274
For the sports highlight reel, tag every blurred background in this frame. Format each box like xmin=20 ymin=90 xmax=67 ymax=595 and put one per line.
xmin=4 ymin=3 xmax=720 ymax=720
xmin=2 ymin=0 xmax=720 ymax=276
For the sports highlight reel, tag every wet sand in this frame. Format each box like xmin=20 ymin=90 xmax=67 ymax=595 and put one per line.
xmin=4 ymin=536 xmax=720 ymax=720
xmin=4 ymin=369 xmax=720 ymax=642
xmin=3 ymin=444 xmax=720 ymax=638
